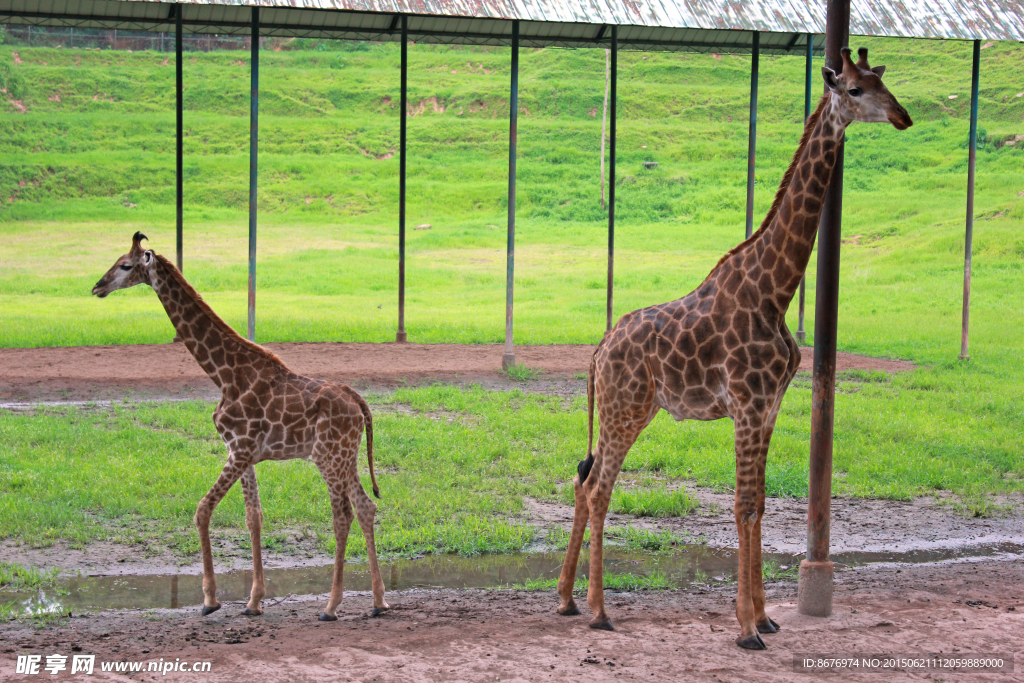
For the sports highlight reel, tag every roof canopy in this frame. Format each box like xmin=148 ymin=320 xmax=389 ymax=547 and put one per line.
xmin=1 ymin=0 xmax=1022 ymax=53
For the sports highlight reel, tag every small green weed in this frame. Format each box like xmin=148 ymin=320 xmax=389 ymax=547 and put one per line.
xmin=611 ymin=487 xmax=699 ymax=517
xmin=512 ymin=571 xmax=672 ymax=592
xmin=608 ymin=525 xmax=690 ymax=553
xmin=504 ymin=364 xmax=543 ymax=381
xmin=761 ymin=559 xmax=798 ymax=583
xmin=0 ymin=563 xmax=61 ymax=592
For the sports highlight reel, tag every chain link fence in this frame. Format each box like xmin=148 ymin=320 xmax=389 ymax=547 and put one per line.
xmin=1 ymin=25 xmax=267 ymax=52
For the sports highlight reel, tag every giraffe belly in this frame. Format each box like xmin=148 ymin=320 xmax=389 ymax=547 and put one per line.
xmin=654 ymin=380 xmax=729 ymax=422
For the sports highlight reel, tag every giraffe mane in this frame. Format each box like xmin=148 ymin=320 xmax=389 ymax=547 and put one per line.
xmin=152 ymin=252 xmax=291 ymax=370
xmin=706 ymin=92 xmax=832 ymax=275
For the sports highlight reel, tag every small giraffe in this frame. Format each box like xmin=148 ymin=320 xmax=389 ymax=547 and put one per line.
xmin=556 ymin=48 xmax=912 ymax=649
xmin=92 ymin=233 xmax=388 ymax=621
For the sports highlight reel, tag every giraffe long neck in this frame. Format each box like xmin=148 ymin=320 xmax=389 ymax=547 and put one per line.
xmin=148 ymin=255 xmax=286 ymax=392
xmin=750 ymin=94 xmax=848 ymax=311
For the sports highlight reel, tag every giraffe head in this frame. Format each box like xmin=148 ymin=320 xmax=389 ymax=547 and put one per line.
xmin=822 ymin=47 xmax=913 ymax=130
xmin=91 ymin=232 xmax=156 ymax=298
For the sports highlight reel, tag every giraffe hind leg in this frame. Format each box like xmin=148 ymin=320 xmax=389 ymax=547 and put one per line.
xmin=350 ymin=482 xmax=389 ymax=616
xmin=556 ymin=472 xmax=592 ymax=616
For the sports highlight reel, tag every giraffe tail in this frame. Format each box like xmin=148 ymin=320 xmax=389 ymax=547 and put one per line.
xmin=577 ymin=349 xmax=597 ymax=485
xmin=349 ymin=389 xmax=381 ymax=499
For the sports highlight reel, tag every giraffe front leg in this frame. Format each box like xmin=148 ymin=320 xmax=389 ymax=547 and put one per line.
xmin=319 ymin=486 xmax=353 ymax=621
xmin=194 ymin=458 xmax=247 ymax=617
xmin=733 ymin=417 xmax=766 ymax=649
xmin=351 ymin=484 xmax=389 ymax=616
xmin=556 ymin=474 xmax=591 ymax=616
xmin=751 ymin=512 xmax=778 ymax=634
xmin=240 ymin=466 xmax=266 ymax=616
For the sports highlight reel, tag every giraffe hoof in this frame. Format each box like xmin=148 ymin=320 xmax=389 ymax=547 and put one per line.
xmin=557 ymin=602 xmax=581 ymax=617
xmin=589 ymin=619 xmax=615 ymax=631
xmin=756 ymin=617 xmax=779 ymax=634
xmin=201 ymin=603 xmax=221 ymax=617
xmin=371 ymin=607 xmax=388 ymax=617
xmin=318 ymin=613 xmax=338 ymax=622
xmin=735 ymin=633 xmax=767 ymax=650
xmin=241 ymin=607 xmax=263 ymax=617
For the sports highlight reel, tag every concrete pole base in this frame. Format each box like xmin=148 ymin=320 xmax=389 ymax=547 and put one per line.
xmin=501 ymin=353 xmax=516 ymax=371
xmin=796 ymin=330 xmax=806 ymax=343
xmin=395 ymin=330 xmax=407 ymax=343
xmin=797 ymin=559 xmax=834 ymax=616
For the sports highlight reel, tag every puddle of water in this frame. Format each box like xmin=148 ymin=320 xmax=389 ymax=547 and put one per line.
xmin=5 ymin=542 xmax=1023 ymax=615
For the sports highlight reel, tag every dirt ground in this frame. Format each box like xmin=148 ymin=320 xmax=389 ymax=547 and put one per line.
xmin=2 ymin=560 xmax=1022 ymax=682
xmin=0 ymin=342 xmax=915 ymax=404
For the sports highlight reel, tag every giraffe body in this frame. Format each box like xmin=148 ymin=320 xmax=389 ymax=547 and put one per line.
xmin=556 ymin=48 xmax=912 ymax=648
xmin=92 ymin=236 xmax=388 ymax=620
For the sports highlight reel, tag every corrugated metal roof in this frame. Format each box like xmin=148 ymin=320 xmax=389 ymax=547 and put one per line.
xmin=1 ymin=0 xmax=1021 ymax=52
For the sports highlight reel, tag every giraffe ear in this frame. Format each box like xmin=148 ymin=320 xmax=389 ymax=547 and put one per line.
xmin=822 ymin=66 xmax=842 ymax=93
xmin=142 ymin=250 xmax=154 ymax=266
xmin=871 ymin=65 xmax=886 ymax=78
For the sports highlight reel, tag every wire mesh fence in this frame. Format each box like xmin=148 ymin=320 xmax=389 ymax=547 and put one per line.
xmin=1 ymin=25 xmax=263 ymax=52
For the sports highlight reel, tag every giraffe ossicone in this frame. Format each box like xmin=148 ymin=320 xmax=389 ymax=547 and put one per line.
xmin=92 ymin=232 xmax=389 ymax=621
xmin=556 ymin=47 xmax=912 ymax=649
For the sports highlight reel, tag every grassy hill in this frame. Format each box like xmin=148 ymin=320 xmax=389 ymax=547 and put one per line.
xmin=0 ymin=36 xmax=1021 ymax=354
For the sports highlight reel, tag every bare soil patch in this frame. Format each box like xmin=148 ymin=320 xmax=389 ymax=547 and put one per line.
xmin=0 ymin=343 xmax=915 ymax=404
xmin=2 ymin=560 xmax=1021 ymax=682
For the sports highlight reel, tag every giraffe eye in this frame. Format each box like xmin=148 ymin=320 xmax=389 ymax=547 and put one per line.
xmin=120 ymin=264 xmax=132 ymax=271
xmin=848 ymin=87 xmax=863 ymax=97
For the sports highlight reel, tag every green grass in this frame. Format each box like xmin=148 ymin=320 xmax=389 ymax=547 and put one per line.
xmin=504 ymin=364 xmax=543 ymax=381
xmin=0 ymin=562 xmax=60 ymax=591
xmin=513 ymin=571 xmax=673 ymax=592
xmin=1 ymin=380 xmax=1021 ymax=558
xmin=610 ymin=487 xmax=700 ymax=517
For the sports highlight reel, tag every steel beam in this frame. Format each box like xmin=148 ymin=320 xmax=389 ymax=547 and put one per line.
xmin=396 ymin=15 xmax=408 ymax=343
xmin=247 ymin=7 xmax=259 ymax=342
xmin=745 ymin=31 xmax=759 ymax=239
xmin=960 ymin=39 xmax=980 ymax=361
xmin=175 ymin=4 xmax=183 ymax=273
xmin=606 ymin=26 xmax=617 ymax=333
xmin=798 ymin=0 xmax=849 ymax=618
xmin=502 ymin=21 xmax=519 ymax=371
xmin=797 ymin=32 xmax=813 ymax=343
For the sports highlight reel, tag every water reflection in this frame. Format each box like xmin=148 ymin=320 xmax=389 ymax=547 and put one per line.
xmin=5 ymin=542 xmax=1022 ymax=615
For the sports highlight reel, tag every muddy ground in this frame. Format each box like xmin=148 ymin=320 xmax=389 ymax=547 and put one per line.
xmin=0 ymin=342 xmax=915 ymax=404
xmin=3 ymin=560 xmax=1022 ymax=682
xmin=3 ymin=489 xmax=1023 ymax=579
xmin=7 ymin=344 xmax=1022 ymax=680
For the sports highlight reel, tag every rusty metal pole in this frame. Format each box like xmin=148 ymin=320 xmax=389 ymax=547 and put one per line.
xmin=745 ymin=31 xmax=759 ymax=239
xmin=605 ymin=26 xmax=617 ymax=333
xmin=797 ymin=33 xmax=813 ymax=343
xmin=175 ymin=5 xmax=183 ymax=273
xmin=798 ymin=0 xmax=849 ymax=618
xmin=396 ymin=16 xmax=408 ymax=343
xmin=960 ymin=39 xmax=980 ymax=361
xmin=247 ymin=8 xmax=259 ymax=342
xmin=502 ymin=21 xmax=519 ymax=371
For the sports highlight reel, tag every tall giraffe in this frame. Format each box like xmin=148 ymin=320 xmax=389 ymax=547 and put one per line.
xmin=556 ymin=48 xmax=912 ymax=649
xmin=92 ymin=233 xmax=388 ymax=621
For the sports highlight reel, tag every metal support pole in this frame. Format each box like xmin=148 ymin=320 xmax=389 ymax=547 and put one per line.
xmin=502 ymin=21 xmax=519 ymax=371
xmin=396 ymin=16 xmax=408 ymax=343
xmin=798 ymin=0 xmax=849 ymax=618
xmin=745 ymin=31 xmax=759 ymax=239
xmin=247 ymin=8 xmax=259 ymax=342
xmin=606 ymin=26 xmax=617 ymax=333
xmin=175 ymin=5 xmax=183 ymax=273
xmin=960 ymin=39 xmax=980 ymax=361
xmin=797 ymin=33 xmax=813 ymax=343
